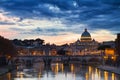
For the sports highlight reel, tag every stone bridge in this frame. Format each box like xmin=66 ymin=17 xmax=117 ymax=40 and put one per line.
xmin=13 ymin=55 xmax=104 ymax=66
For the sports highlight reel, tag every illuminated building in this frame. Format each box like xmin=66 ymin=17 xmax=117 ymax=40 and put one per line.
xmin=81 ymin=28 xmax=92 ymax=42
xmin=70 ymin=29 xmax=99 ymax=55
xmin=105 ymin=48 xmax=115 ymax=56
xmin=50 ymin=49 xmax=57 ymax=56
xmin=115 ymin=33 xmax=120 ymax=56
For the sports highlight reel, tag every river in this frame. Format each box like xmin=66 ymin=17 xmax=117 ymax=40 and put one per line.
xmin=0 ymin=63 xmax=120 ymax=80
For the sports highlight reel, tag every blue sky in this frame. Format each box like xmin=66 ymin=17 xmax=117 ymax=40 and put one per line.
xmin=0 ymin=0 xmax=120 ymax=45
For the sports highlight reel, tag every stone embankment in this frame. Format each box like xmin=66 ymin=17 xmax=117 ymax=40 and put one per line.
xmin=98 ymin=65 xmax=120 ymax=75
xmin=0 ymin=65 xmax=16 ymax=76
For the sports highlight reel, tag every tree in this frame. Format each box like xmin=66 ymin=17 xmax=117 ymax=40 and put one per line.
xmin=0 ymin=36 xmax=17 ymax=57
xmin=98 ymin=45 xmax=111 ymax=50
xmin=57 ymin=49 xmax=67 ymax=55
xmin=13 ymin=39 xmax=23 ymax=46
xmin=98 ymin=45 xmax=111 ymax=56
xmin=35 ymin=38 xmax=44 ymax=45
xmin=13 ymin=38 xmax=45 ymax=46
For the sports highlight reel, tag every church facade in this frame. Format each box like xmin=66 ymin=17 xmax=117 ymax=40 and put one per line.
xmin=70 ymin=29 xmax=99 ymax=55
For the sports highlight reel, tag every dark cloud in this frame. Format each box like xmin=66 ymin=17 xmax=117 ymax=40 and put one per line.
xmin=10 ymin=27 xmax=67 ymax=36
xmin=10 ymin=27 xmax=25 ymax=31
xmin=0 ymin=22 xmax=15 ymax=25
xmin=13 ymin=26 xmax=85 ymax=36
xmin=0 ymin=0 xmax=120 ymax=34
xmin=32 ymin=27 xmax=66 ymax=32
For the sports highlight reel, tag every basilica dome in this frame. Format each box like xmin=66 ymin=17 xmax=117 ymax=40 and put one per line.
xmin=81 ymin=29 xmax=92 ymax=41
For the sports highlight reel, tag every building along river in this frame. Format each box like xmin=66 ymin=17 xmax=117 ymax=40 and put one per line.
xmin=0 ymin=63 xmax=120 ymax=80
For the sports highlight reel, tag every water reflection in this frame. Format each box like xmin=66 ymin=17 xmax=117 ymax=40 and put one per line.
xmin=7 ymin=73 xmax=11 ymax=80
xmin=104 ymin=71 xmax=108 ymax=80
xmin=112 ymin=73 xmax=115 ymax=80
xmin=0 ymin=63 xmax=120 ymax=80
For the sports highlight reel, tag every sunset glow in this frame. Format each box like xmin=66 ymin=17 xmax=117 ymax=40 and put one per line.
xmin=0 ymin=0 xmax=119 ymax=45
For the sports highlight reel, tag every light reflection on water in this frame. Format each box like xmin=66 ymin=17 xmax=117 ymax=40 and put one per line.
xmin=0 ymin=63 xmax=120 ymax=80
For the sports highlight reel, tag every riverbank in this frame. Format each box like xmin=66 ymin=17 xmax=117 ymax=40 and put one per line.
xmin=0 ymin=65 xmax=16 ymax=76
xmin=97 ymin=65 xmax=120 ymax=75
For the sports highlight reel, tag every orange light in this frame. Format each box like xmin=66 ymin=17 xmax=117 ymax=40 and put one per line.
xmin=112 ymin=73 xmax=115 ymax=80
xmin=104 ymin=56 xmax=108 ymax=60
xmin=7 ymin=73 xmax=11 ymax=80
xmin=7 ymin=56 xmax=11 ymax=59
xmin=105 ymin=48 xmax=115 ymax=56
xmin=71 ymin=64 xmax=74 ymax=73
xmin=88 ymin=66 xmax=92 ymax=74
xmin=85 ymin=72 xmax=89 ymax=80
xmin=104 ymin=71 xmax=108 ymax=80
xmin=111 ymin=56 xmax=116 ymax=61
xmin=61 ymin=64 xmax=64 ymax=72
xmin=55 ymin=63 xmax=59 ymax=74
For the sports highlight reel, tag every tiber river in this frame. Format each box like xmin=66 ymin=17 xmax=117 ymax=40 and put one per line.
xmin=0 ymin=63 xmax=120 ymax=80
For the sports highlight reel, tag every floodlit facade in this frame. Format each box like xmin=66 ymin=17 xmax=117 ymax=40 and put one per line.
xmin=70 ymin=29 xmax=99 ymax=55
xmin=105 ymin=48 xmax=115 ymax=56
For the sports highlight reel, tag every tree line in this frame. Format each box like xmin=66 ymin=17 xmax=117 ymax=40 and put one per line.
xmin=12 ymin=38 xmax=44 ymax=47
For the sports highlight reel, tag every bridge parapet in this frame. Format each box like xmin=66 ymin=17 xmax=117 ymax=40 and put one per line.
xmin=14 ymin=55 xmax=103 ymax=63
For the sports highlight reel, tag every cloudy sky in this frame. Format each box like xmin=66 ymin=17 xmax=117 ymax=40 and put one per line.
xmin=0 ymin=0 xmax=120 ymax=45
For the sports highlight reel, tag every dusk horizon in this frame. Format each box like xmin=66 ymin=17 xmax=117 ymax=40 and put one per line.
xmin=0 ymin=28 xmax=117 ymax=45
xmin=0 ymin=0 xmax=120 ymax=45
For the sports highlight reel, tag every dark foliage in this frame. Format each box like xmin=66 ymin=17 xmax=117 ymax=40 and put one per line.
xmin=12 ymin=38 xmax=44 ymax=46
xmin=0 ymin=36 xmax=17 ymax=57
xmin=57 ymin=49 xmax=67 ymax=55
xmin=98 ymin=45 xmax=111 ymax=50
